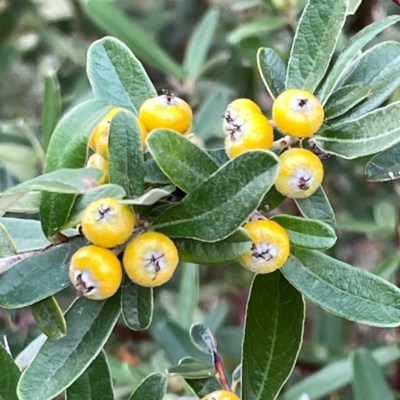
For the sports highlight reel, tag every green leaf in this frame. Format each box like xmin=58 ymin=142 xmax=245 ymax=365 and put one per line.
xmin=147 ymin=129 xmax=218 ymax=193
xmin=183 ymin=8 xmax=219 ymax=82
xmin=352 ymin=348 xmax=394 ymax=400
xmin=314 ymin=101 xmax=400 ymax=159
xmin=17 ymin=293 xmax=121 ymax=400
xmin=257 ymin=47 xmax=287 ymax=99
xmin=189 ymin=323 xmax=214 ymax=355
xmin=373 ymin=200 xmax=398 ymax=233
xmin=294 ymin=186 xmax=335 ymax=226
xmin=282 ymin=248 xmax=400 ymax=327
xmin=270 ymin=215 xmax=336 ymax=249
xmin=335 ymin=41 xmax=400 ymax=121
xmin=318 ymin=16 xmax=400 ymax=103
xmin=128 ymin=373 xmax=167 ymax=400
xmin=63 ymin=184 xmax=126 ymax=229
xmin=168 ymin=360 xmax=215 ymax=379
xmin=41 ymin=68 xmax=61 ymax=153
xmin=261 ymin=186 xmax=286 ymax=212
xmin=121 ymin=275 xmax=153 ymax=330
xmin=108 ymin=111 xmax=145 ymax=197
xmin=206 ymin=148 xmax=230 ymax=167
xmin=40 ymin=98 xmax=111 ymax=237
xmin=347 ymin=0 xmax=362 ymax=15
xmin=242 ymin=271 xmax=304 ymax=400
xmin=173 ymin=228 xmax=252 ymax=265
xmin=0 ymin=221 xmax=17 ymax=257
xmin=0 ymin=237 xmax=87 ymax=309
xmin=278 ymin=346 xmax=400 ymax=400
xmin=324 ymin=85 xmax=370 ymax=120
xmin=7 ymin=192 xmax=40 ymax=214
xmin=153 ymin=150 xmax=279 ymax=241
xmin=66 ymin=350 xmax=114 ymax=400
xmin=0 ymin=342 xmax=20 ymax=400
xmin=177 ymin=263 xmax=199 ymax=330
xmin=144 ymin=158 xmax=172 ymax=185
xmin=121 ymin=185 xmax=175 ymax=206
xmin=87 ymin=36 xmax=157 ymax=113
xmin=31 ymin=296 xmax=67 ymax=340
xmin=83 ymin=0 xmax=183 ymax=79
xmin=373 ymin=252 xmax=400 ymax=281
xmin=365 ymin=142 xmax=400 ymax=182
xmin=286 ymin=0 xmax=347 ymax=92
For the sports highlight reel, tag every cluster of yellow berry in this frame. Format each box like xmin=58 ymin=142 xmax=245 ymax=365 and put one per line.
xmin=224 ymin=89 xmax=325 ymax=275
xmin=200 ymin=390 xmax=241 ymax=400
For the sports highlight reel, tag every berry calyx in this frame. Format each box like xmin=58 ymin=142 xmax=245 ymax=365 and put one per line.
xmin=81 ymin=197 xmax=135 ymax=248
xmin=123 ymin=231 xmax=179 ymax=287
xmin=69 ymin=245 xmax=122 ymax=300
xmin=139 ymin=90 xmax=192 ymax=134
xmin=224 ymin=112 xmax=274 ymax=158
xmin=200 ymin=390 xmax=241 ymax=400
xmin=272 ymin=89 xmax=324 ymax=137
xmin=86 ymin=153 xmax=109 ymax=185
xmin=239 ymin=219 xmax=290 ymax=274
xmin=275 ymin=148 xmax=324 ymax=198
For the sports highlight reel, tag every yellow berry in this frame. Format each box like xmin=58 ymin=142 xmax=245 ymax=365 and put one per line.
xmin=223 ymin=98 xmax=262 ymax=132
xmin=86 ymin=153 xmax=109 ymax=184
xmin=123 ymin=231 xmax=179 ymax=287
xmin=272 ymin=89 xmax=324 ymax=137
xmin=69 ymin=245 xmax=122 ymax=300
xmin=139 ymin=91 xmax=192 ymax=134
xmin=275 ymin=148 xmax=324 ymax=198
xmin=81 ymin=197 xmax=135 ymax=248
xmin=239 ymin=219 xmax=290 ymax=274
xmin=200 ymin=390 xmax=241 ymax=400
xmin=224 ymin=112 xmax=274 ymax=158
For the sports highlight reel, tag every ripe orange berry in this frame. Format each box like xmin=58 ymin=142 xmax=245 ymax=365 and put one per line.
xmin=200 ymin=390 xmax=241 ymax=400
xmin=69 ymin=245 xmax=122 ymax=300
xmin=86 ymin=153 xmax=109 ymax=184
xmin=240 ymin=219 xmax=290 ymax=274
xmin=272 ymin=89 xmax=324 ymax=137
xmin=275 ymin=148 xmax=324 ymax=198
xmin=224 ymin=112 xmax=274 ymax=158
xmin=123 ymin=231 xmax=179 ymax=287
xmin=81 ymin=197 xmax=135 ymax=248
xmin=139 ymin=90 xmax=192 ymax=134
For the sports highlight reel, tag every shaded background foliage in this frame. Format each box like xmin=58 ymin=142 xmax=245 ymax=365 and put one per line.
xmin=1 ymin=0 xmax=400 ymax=399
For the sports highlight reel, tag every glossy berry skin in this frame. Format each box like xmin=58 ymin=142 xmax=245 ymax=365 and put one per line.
xmin=240 ymin=219 xmax=290 ymax=274
xmin=139 ymin=92 xmax=192 ymax=134
xmin=69 ymin=245 xmax=122 ymax=300
xmin=123 ymin=231 xmax=179 ymax=287
xmin=86 ymin=153 xmax=109 ymax=184
xmin=224 ymin=112 xmax=274 ymax=158
xmin=81 ymin=197 xmax=135 ymax=248
xmin=200 ymin=390 xmax=241 ymax=400
xmin=275 ymin=148 xmax=324 ymax=198
xmin=272 ymin=89 xmax=324 ymax=137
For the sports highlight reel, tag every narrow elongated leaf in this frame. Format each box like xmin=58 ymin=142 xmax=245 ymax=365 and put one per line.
xmin=257 ymin=48 xmax=286 ymax=99
xmin=294 ymin=187 xmax=335 ymax=226
xmin=324 ymin=85 xmax=370 ymax=120
xmin=144 ymin=158 xmax=172 ymax=184
xmin=0 ymin=342 xmax=20 ymax=400
xmin=0 ymin=221 xmax=17 ymax=257
xmin=108 ymin=111 xmax=145 ymax=197
xmin=177 ymin=263 xmax=199 ymax=330
xmin=347 ymin=0 xmax=362 ymax=15
xmin=335 ymin=41 xmax=400 ymax=121
xmin=314 ymin=101 xmax=400 ymax=159
xmin=189 ymin=324 xmax=214 ymax=355
xmin=17 ymin=294 xmax=121 ymax=400
xmin=286 ymin=0 xmax=347 ymax=92
xmin=40 ymin=98 xmax=111 ymax=237
xmin=168 ymin=361 xmax=215 ymax=378
xmin=242 ymin=272 xmax=305 ymax=400
xmin=66 ymin=350 xmax=114 ymax=400
xmin=147 ymin=129 xmax=218 ymax=193
xmin=15 ymin=335 xmax=47 ymax=370
xmin=84 ymin=0 xmax=182 ymax=79
xmin=31 ymin=296 xmax=67 ymax=340
xmin=41 ymin=69 xmax=61 ymax=153
xmin=279 ymin=346 xmax=400 ymax=400
xmin=129 ymin=373 xmax=167 ymax=400
xmin=121 ymin=275 xmax=153 ymax=330
xmin=183 ymin=8 xmax=219 ymax=82
xmin=0 ymin=237 xmax=87 ymax=309
xmin=153 ymin=150 xmax=279 ymax=241
xmin=173 ymin=228 xmax=252 ymax=265
xmin=318 ymin=16 xmax=400 ymax=103
xmin=282 ymin=248 xmax=400 ymax=327
xmin=352 ymin=348 xmax=394 ymax=400
xmin=7 ymin=191 xmax=40 ymax=214
xmin=270 ymin=215 xmax=336 ymax=249
xmin=121 ymin=185 xmax=175 ymax=206
xmin=63 ymin=184 xmax=126 ymax=229
xmin=366 ymin=142 xmax=400 ymax=182
xmin=87 ymin=36 xmax=157 ymax=113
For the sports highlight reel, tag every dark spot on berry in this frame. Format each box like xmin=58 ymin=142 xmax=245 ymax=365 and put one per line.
xmin=298 ymin=177 xmax=310 ymax=190
xmin=298 ymin=98 xmax=308 ymax=107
